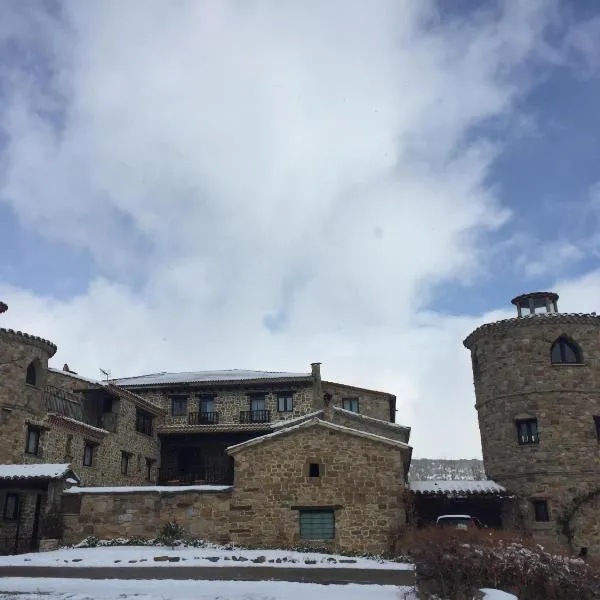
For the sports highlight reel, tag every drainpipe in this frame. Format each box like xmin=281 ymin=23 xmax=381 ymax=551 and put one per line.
xmin=311 ymin=363 xmax=322 ymax=411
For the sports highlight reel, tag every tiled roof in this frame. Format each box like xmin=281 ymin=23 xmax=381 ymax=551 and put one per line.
xmin=157 ymin=422 xmax=273 ymax=434
xmin=0 ymin=463 xmax=79 ymax=482
xmin=464 ymin=312 xmax=600 ymax=348
xmin=47 ymin=368 xmax=101 ymax=385
xmin=111 ymin=370 xmax=312 ymax=387
xmin=47 ymin=414 xmax=109 ymax=438
xmin=409 ymin=480 xmax=508 ymax=496
xmin=0 ymin=328 xmax=57 ymax=357
xmin=333 ymin=407 xmax=410 ymax=432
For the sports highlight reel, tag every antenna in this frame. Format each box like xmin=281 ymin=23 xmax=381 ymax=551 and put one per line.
xmin=99 ymin=368 xmax=111 ymax=382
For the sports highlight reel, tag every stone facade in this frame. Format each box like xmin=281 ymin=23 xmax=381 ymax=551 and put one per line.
xmin=227 ymin=420 xmax=409 ymax=555
xmin=464 ymin=292 xmax=600 ymax=555
xmin=62 ymin=488 xmax=232 ymax=544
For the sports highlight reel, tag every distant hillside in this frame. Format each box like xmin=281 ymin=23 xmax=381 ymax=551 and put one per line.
xmin=408 ymin=458 xmax=486 ymax=481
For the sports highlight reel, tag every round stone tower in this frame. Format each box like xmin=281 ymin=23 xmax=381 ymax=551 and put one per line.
xmin=464 ymin=292 xmax=600 ymax=553
xmin=0 ymin=302 xmax=58 ymax=463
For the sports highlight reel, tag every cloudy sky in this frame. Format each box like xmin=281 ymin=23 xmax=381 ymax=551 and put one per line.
xmin=1 ymin=0 xmax=600 ymax=458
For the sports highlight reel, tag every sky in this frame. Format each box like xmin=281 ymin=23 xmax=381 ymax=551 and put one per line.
xmin=1 ymin=0 xmax=600 ymax=459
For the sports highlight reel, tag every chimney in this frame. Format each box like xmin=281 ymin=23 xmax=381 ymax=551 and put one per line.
xmin=63 ymin=364 xmax=70 ymax=372
xmin=311 ymin=362 xmax=322 ymax=410
xmin=0 ymin=301 xmax=7 ymax=315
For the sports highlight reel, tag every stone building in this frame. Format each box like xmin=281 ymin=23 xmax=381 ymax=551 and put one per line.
xmin=0 ymin=300 xmax=413 ymax=555
xmin=464 ymin=291 xmax=600 ymax=556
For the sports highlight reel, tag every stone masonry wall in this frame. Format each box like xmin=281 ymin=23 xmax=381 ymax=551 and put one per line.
xmin=229 ymin=424 xmax=408 ymax=555
xmin=62 ymin=488 xmax=232 ymax=545
xmin=135 ymin=386 xmax=314 ymax=426
xmin=465 ymin=315 xmax=600 ymax=553
xmin=323 ymin=383 xmax=392 ymax=422
xmin=330 ymin=410 xmax=410 ymax=444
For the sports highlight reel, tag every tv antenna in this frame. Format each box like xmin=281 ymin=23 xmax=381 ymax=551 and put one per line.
xmin=99 ymin=368 xmax=111 ymax=382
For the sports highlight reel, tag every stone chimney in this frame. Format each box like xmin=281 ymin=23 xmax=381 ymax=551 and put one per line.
xmin=323 ymin=391 xmax=333 ymax=421
xmin=311 ymin=362 xmax=323 ymax=410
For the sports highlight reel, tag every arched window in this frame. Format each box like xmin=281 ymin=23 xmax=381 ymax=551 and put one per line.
xmin=551 ymin=336 xmax=582 ymax=364
xmin=25 ymin=361 xmax=37 ymax=386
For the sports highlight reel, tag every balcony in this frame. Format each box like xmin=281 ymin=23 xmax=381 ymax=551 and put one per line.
xmin=188 ymin=411 xmax=220 ymax=425
xmin=239 ymin=410 xmax=271 ymax=424
xmin=158 ymin=462 xmax=233 ymax=486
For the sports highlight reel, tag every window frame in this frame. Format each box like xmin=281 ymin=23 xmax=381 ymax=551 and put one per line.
xmin=277 ymin=392 xmax=294 ymax=412
xmin=299 ymin=509 xmax=335 ymax=540
xmin=342 ymin=397 xmax=359 ymax=413
xmin=198 ymin=394 xmax=216 ymax=414
xmin=3 ymin=493 xmax=19 ymax=521
xmin=120 ymin=451 xmax=131 ymax=475
xmin=550 ymin=336 xmax=582 ymax=365
xmin=170 ymin=395 xmax=188 ymax=417
xmin=135 ymin=408 xmax=153 ymax=435
xmin=25 ymin=426 xmax=41 ymax=455
xmin=533 ymin=500 xmax=550 ymax=522
xmin=516 ymin=418 xmax=539 ymax=445
xmin=83 ymin=442 xmax=95 ymax=467
xmin=249 ymin=394 xmax=266 ymax=412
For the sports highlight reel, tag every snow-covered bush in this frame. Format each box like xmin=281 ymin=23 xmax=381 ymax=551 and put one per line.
xmin=406 ymin=527 xmax=600 ymax=600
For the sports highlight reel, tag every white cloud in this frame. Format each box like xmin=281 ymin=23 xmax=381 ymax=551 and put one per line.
xmin=0 ymin=0 xmax=563 ymax=458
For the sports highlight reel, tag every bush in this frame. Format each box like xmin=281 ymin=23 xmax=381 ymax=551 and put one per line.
xmin=156 ymin=521 xmax=187 ymax=546
xmin=406 ymin=527 xmax=600 ymax=600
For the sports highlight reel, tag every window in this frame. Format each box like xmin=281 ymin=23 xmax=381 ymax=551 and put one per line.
xmin=145 ymin=458 xmax=156 ymax=482
xmin=342 ymin=397 xmax=359 ymax=413
xmin=309 ymin=463 xmax=320 ymax=478
xmin=135 ymin=409 xmax=153 ymax=435
xmin=102 ymin=397 xmax=113 ymax=413
xmin=299 ymin=509 xmax=334 ymax=540
xmin=250 ymin=394 xmax=266 ymax=412
xmin=551 ymin=336 xmax=582 ymax=364
xmin=533 ymin=500 xmax=550 ymax=522
xmin=25 ymin=362 xmax=37 ymax=386
xmin=516 ymin=418 xmax=539 ymax=445
xmin=198 ymin=395 xmax=215 ymax=414
xmin=170 ymin=396 xmax=188 ymax=417
xmin=25 ymin=426 xmax=40 ymax=455
xmin=3 ymin=494 xmax=19 ymax=520
xmin=277 ymin=393 xmax=294 ymax=412
xmin=595 ymin=416 xmax=600 ymax=440
xmin=121 ymin=451 xmax=131 ymax=475
xmin=83 ymin=442 xmax=94 ymax=467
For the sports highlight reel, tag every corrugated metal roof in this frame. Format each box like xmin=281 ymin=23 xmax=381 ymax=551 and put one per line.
xmin=0 ymin=463 xmax=78 ymax=482
xmin=111 ymin=370 xmax=311 ymax=387
xmin=410 ymin=480 xmax=507 ymax=496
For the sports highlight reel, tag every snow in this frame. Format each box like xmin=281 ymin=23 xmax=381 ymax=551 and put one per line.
xmin=0 ymin=578 xmax=416 ymax=600
xmin=0 ymin=546 xmax=414 ymax=571
xmin=48 ymin=413 xmax=109 ymax=435
xmin=111 ymin=369 xmax=311 ymax=386
xmin=270 ymin=410 xmax=324 ymax=428
xmin=48 ymin=368 xmax=103 ymax=385
xmin=64 ymin=485 xmax=232 ymax=494
xmin=409 ymin=479 xmax=507 ymax=495
xmin=0 ymin=463 xmax=74 ymax=481
xmin=480 ymin=589 xmax=518 ymax=600
xmin=333 ymin=407 xmax=410 ymax=430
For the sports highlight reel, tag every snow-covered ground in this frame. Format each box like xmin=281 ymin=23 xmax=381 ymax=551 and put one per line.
xmin=0 ymin=545 xmax=413 ymax=570
xmin=480 ymin=590 xmax=518 ymax=600
xmin=0 ymin=578 xmax=417 ymax=600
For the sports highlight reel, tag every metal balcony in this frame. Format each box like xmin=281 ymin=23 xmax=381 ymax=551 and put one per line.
xmin=239 ymin=409 xmax=271 ymax=424
xmin=188 ymin=411 xmax=220 ymax=425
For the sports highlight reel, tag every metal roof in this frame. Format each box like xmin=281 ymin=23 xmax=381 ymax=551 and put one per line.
xmin=410 ymin=480 xmax=507 ymax=496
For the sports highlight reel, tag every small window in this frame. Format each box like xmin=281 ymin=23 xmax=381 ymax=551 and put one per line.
xmin=309 ymin=463 xmax=320 ymax=478
xmin=594 ymin=416 xmax=600 ymax=440
xmin=83 ymin=442 xmax=94 ymax=467
xmin=170 ymin=396 xmax=188 ymax=417
xmin=250 ymin=394 xmax=266 ymax=412
xmin=121 ymin=451 xmax=130 ymax=475
xmin=299 ymin=509 xmax=334 ymax=540
xmin=533 ymin=500 xmax=550 ymax=522
xmin=25 ymin=426 xmax=41 ymax=455
xmin=3 ymin=493 xmax=19 ymax=520
xmin=516 ymin=418 xmax=539 ymax=445
xmin=102 ymin=397 xmax=113 ymax=413
xmin=551 ymin=336 xmax=582 ymax=364
xmin=135 ymin=409 xmax=153 ymax=435
xmin=342 ymin=398 xmax=359 ymax=413
xmin=25 ymin=362 xmax=37 ymax=386
xmin=277 ymin=393 xmax=294 ymax=412
xmin=198 ymin=395 xmax=215 ymax=414
xmin=145 ymin=458 xmax=156 ymax=482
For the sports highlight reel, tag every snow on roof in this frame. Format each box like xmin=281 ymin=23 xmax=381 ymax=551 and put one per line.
xmin=48 ymin=368 xmax=102 ymax=386
xmin=227 ymin=417 xmax=410 ymax=454
xmin=110 ymin=369 xmax=311 ymax=387
xmin=270 ymin=410 xmax=324 ymax=429
xmin=65 ymin=485 xmax=232 ymax=494
xmin=409 ymin=480 xmax=507 ymax=496
xmin=0 ymin=463 xmax=78 ymax=482
xmin=333 ymin=407 xmax=410 ymax=431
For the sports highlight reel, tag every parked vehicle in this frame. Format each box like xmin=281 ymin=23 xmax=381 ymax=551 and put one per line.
xmin=436 ymin=514 xmax=485 ymax=530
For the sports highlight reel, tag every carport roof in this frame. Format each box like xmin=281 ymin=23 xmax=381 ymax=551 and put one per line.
xmin=409 ymin=480 xmax=508 ymax=496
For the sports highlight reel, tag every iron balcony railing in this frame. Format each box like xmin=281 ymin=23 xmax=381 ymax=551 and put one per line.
xmin=188 ymin=412 xmax=220 ymax=425
xmin=239 ymin=409 xmax=271 ymax=424
xmin=158 ymin=463 xmax=233 ymax=486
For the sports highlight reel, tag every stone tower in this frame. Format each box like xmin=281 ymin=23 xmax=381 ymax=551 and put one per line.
xmin=464 ymin=292 xmax=600 ymax=555
xmin=0 ymin=302 xmax=58 ymax=463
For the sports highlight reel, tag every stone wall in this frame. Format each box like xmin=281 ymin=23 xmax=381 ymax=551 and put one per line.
xmin=464 ymin=313 xmax=600 ymax=553
xmin=330 ymin=409 xmax=410 ymax=444
xmin=323 ymin=383 xmax=393 ymax=422
xmin=62 ymin=488 xmax=232 ymax=544
xmin=228 ymin=422 xmax=408 ymax=555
